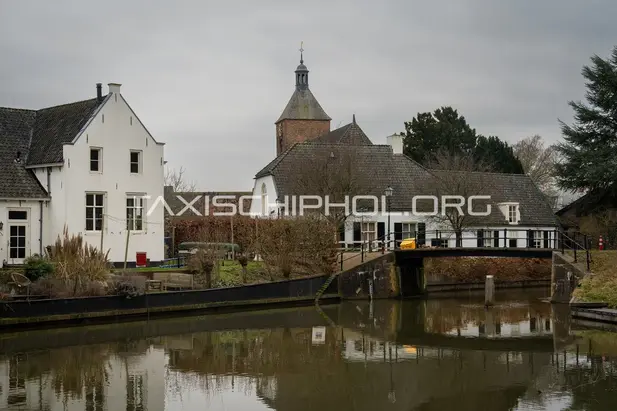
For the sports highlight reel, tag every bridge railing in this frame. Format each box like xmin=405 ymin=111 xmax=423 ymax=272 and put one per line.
xmin=382 ymin=228 xmax=591 ymax=271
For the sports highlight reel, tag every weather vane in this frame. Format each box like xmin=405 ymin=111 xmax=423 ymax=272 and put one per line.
xmin=299 ymin=41 xmax=304 ymax=63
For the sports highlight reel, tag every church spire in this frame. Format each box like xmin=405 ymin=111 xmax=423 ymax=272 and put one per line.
xmin=295 ymin=41 xmax=309 ymax=91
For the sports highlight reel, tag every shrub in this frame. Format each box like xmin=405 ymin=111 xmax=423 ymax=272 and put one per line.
xmin=23 ymin=254 xmax=55 ymax=282
xmin=110 ymin=277 xmax=144 ymax=299
xmin=46 ymin=227 xmax=111 ymax=296
xmin=188 ymin=249 xmax=217 ymax=288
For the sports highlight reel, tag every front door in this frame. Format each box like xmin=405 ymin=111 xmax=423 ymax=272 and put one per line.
xmin=8 ymin=225 xmax=27 ymax=264
xmin=7 ymin=209 xmax=29 ymax=264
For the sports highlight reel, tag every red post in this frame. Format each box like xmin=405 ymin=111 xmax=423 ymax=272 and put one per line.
xmin=599 ymin=235 xmax=604 ymax=251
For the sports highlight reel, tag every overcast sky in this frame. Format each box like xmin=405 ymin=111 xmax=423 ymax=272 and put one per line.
xmin=1 ymin=0 xmax=616 ymax=191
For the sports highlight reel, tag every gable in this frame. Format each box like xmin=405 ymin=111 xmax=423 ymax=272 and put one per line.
xmin=27 ymin=97 xmax=105 ymax=166
xmin=313 ymin=122 xmax=372 ymax=145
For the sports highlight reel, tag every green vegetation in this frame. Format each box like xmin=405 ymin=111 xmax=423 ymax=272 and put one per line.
xmin=402 ymin=106 xmax=524 ymax=174
xmin=23 ymin=254 xmax=54 ymax=281
xmin=555 ymin=46 xmax=617 ymax=192
xmin=573 ymin=250 xmax=617 ymax=307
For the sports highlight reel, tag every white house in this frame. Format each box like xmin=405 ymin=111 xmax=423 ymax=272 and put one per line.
xmin=249 ymin=122 xmax=559 ymax=249
xmin=0 ymin=83 xmax=165 ymax=266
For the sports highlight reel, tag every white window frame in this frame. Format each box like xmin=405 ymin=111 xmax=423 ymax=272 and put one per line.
xmin=533 ymin=231 xmax=543 ymax=248
xmin=508 ymin=205 xmax=518 ymax=224
xmin=260 ymin=183 xmax=267 ymax=216
xmin=361 ymin=222 xmax=377 ymax=243
xmin=126 ymin=194 xmax=146 ymax=232
xmin=130 ymin=150 xmax=142 ymax=174
xmin=90 ymin=147 xmax=102 ymax=173
xmin=401 ymin=222 xmax=416 ymax=239
xmin=85 ymin=192 xmax=105 ymax=231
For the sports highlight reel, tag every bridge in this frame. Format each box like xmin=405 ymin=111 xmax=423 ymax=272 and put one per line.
xmin=395 ymin=246 xmax=554 ymax=263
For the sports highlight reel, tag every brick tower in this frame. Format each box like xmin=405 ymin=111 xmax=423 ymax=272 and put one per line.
xmin=275 ymin=47 xmax=331 ymax=155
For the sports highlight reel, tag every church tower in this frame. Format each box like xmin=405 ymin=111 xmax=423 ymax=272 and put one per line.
xmin=275 ymin=45 xmax=331 ymax=155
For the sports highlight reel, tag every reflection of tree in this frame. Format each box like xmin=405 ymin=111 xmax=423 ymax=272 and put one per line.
xmin=564 ymin=357 xmax=617 ymax=411
xmin=48 ymin=345 xmax=111 ymax=407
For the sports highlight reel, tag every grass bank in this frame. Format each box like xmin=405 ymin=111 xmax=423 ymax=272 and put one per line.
xmin=573 ymin=250 xmax=617 ymax=308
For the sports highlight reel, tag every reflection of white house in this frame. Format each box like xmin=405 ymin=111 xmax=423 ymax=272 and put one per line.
xmin=250 ymin=54 xmax=558 ymax=249
xmin=0 ymin=83 xmax=165 ymax=265
xmin=444 ymin=314 xmax=553 ymax=339
xmin=0 ymin=348 xmax=166 ymax=411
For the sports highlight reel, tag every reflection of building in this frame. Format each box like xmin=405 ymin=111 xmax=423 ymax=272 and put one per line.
xmin=0 ymin=348 xmax=166 ymax=411
xmin=445 ymin=312 xmax=553 ymax=339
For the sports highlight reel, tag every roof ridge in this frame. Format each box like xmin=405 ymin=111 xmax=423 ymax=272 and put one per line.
xmin=302 ymin=141 xmax=384 ymax=147
xmin=36 ymin=97 xmax=99 ymax=112
xmin=0 ymin=106 xmax=36 ymax=113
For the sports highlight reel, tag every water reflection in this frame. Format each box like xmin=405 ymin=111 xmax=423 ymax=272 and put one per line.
xmin=0 ymin=293 xmax=616 ymax=410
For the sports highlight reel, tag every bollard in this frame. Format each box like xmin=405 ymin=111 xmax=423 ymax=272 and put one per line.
xmin=485 ymin=275 xmax=495 ymax=306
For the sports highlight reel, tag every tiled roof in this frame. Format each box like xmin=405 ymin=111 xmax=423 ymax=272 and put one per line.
xmin=431 ymin=170 xmax=558 ymax=227
xmin=0 ymin=108 xmax=48 ymax=198
xmin=254 ymin=142 xmax=435 ymax=212
xmin=276 ymin=89 xmax=331 ymax=122
xmin=313 ymin=121 xmax=372 ymax=145
xmin=0 ymin=96 xmax=104 ymax=199
xmin=28 ymin=98 xmax=104 ymax=165
xmin=255 ymin=142 xmax=558 ymax=227
xmin=164 ymin=187 xmax=253 ymax=218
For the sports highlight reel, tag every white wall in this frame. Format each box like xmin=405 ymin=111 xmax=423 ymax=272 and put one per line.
xmin=0 ymin=200 xmax=46 ymax=264
xmin=60 ymin=89 xmax=165 ymax=263
xmin=31 ymin=165 xmax=65 ymax=246
xmin=249 ymin=175 xmax=278 ymax=217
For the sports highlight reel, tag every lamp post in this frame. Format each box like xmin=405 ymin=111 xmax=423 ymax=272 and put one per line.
xmin=385 ymin=186 xmax=394 ymax=250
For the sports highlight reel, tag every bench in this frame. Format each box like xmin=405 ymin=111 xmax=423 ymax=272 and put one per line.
xmin=152 ymin=272 xmax=194 ymax=290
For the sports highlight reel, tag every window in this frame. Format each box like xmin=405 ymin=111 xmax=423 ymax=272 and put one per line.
xmin=361 ymin=222 xmax=376 ymax=242
xmin=126 ymin=196 xmax=145 ymax=231
xmin=401 ymin=222 xmax=416 ymax=239
xmin=8 ymin=210 xmax=27 ymax=220
xmin=130 ymin=150 xmax=141 ymax=174
xmin=261 ymin=183 xmax=267 ymax=216
xmin=86 ymin=193 xmax=104 ymax=231
xmin=90 ymin=148 xmax=102 ymax=172
xmin=533 ymin=231 xmax=543 ymax=248
xmin=507 ymin=204 xmax=518 ymax=224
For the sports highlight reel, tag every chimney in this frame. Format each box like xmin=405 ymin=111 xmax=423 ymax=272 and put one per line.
xmin=96 ymin=83 xmax=103 ymax=103
xmin=387 ymin=134 xmax=403 ymax=155
xmin=14 ymin=151 xmax=21 ymax=163
xmin=108 ymin=83 xmax=122 ymax=94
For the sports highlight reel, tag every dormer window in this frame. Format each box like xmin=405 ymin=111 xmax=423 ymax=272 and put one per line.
xmin=507 ymin=204 xmax=519 ymax=224
xmin=90 ymin=148 xmax=102 ymax=172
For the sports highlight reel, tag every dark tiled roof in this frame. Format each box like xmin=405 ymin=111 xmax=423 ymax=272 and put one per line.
xmin=0 ymin=96 xmax=104 ymax=198
xmin=313 ymin=122 xmax=372 ymax=145
xmin=254 ymin=142 xmax=557 ymax=226
xmin=28 ymin=98 xmax=104 ymax=165
xmin=0 ymin=108 xmax=49 ymax=198
xmin=431 ymin=170 xmax=558 ymax=227
xmin=276 ymin=89 xmax=331 ymax=122
xmin=254 ymin=142 xmax=435 ymax=212
xmin=164 ymin=188 xmax=253 ymax=218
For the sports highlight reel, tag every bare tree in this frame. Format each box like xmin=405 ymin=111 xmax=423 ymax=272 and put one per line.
xmin=427 ymin=150 xmax=495 ymax=247
xmin=165 ymin=165 xmax=197 ymax=192
xmin=289 ymin=148 xmax=372 ymax=234
xmin=514 ymin=135 xmax=558 ymax=195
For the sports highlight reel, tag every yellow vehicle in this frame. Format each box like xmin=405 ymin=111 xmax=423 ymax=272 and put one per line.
xmin=400 ymin=238 xmax=416 ymax=250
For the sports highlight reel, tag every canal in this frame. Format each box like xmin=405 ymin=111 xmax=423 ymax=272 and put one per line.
xmin=1 ymin=290 xmax=616 ymax=410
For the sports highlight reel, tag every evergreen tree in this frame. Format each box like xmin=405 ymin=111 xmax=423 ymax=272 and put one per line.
xmin=555 ymin=46 xmax=617 ymax=192
xmin=475 ymin=135 xmax=524 ymax=174
xmin=402 ymin=106 xmax=523 ymax=173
